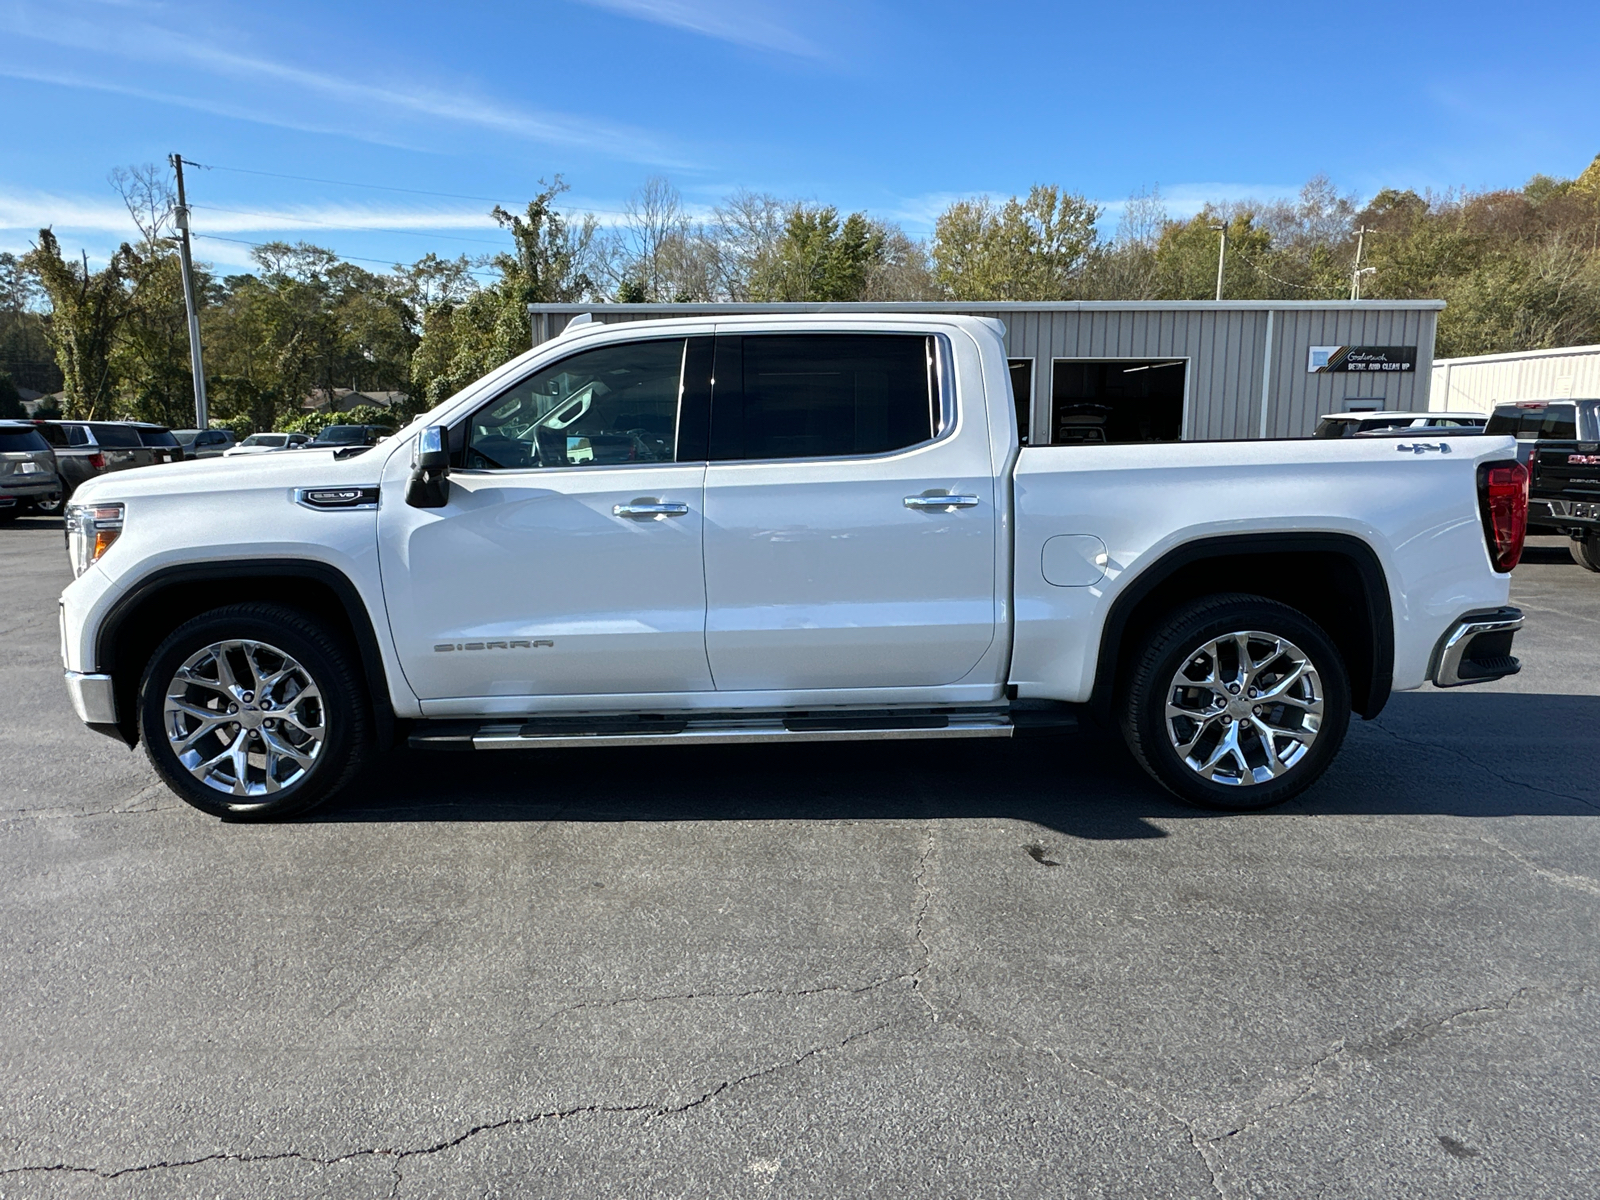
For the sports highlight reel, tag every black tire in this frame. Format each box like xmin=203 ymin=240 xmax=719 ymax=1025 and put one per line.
xmin=1572 ymin=535 xmax=1600 ymax=574
xmin=1120 ymin=593 xmax=1351 ymax=812
xmin=139 ymin=602 xmax=372 ymax=820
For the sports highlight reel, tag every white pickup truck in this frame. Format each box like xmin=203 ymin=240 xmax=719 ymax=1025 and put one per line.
xmin=58 ymin=314 xmax=1530 ymax=821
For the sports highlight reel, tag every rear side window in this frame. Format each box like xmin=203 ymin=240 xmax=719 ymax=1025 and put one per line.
xmin=33 ymin=422 xmax=67 ymax=447
xmin=89 ymin=423 xmax=141 ymax=448
xmin=65 ymin=425 xmax=92 ymax=446
xmin=710 ymin=334 xmax=936 ymax=462
xmin=0 ymin=426 xmax=50 ymax=452
xmin=138 ymin=428 xmax=179 ymax=448
xmin=1541 ymin=405 xmax=1578 ymax=439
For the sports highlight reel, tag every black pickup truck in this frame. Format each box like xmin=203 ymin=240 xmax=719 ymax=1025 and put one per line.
xmin=1486 ymin=399 xmax=1600 ymax=572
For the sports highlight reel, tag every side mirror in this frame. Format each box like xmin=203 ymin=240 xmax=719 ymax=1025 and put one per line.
xmin=406 ymin=424 xmax=451 ymax=508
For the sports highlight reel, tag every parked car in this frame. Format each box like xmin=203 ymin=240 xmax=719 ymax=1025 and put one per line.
xmin=58 ymin=314 xmax=1529 ymax=822
xmin=223 ymin=432 xmax=312 ymax=457
xmin=173 ymin=429 xmax=238 ymax=459
xmin=1314 ymin=411 xmax=1487 ymax=438
xmin=308 ymin=423 xmax=394 ymax=449
xmin=1485 ymin=399 xmax=1600 ymax=571
xmin=31 ymin=420 xmax=160 ymax=512
xmin=0 ymin=420 xmax=62 ymax=521
xmin=133 ymin=424 xmax=185 ymax=463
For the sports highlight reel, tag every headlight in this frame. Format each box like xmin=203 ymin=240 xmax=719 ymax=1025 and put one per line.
xmin=66 ymin=502 xmax=124 ymax=577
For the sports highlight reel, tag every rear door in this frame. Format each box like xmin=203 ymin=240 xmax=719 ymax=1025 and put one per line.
xmin=700 ymin=331 xmax=996 ymax=692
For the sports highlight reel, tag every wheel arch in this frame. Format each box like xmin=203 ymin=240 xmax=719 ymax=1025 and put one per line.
xmin=1090 ymin=533 xmax=1394 ymax=722
xmin=94 ymin=559 xmax=396 ymax=748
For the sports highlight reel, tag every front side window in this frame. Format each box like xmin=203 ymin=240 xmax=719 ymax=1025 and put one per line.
xmin=466 ymin=338 xmax=687 ymax=470
xmin=710 ymin=334 xmax=936 ymax=462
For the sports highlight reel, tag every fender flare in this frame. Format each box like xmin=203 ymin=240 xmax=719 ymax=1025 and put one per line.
xmin=1087 ymin=532 xmax=1395 ymax=720
xmin=95 ymin=558 xmax=397 ymax=746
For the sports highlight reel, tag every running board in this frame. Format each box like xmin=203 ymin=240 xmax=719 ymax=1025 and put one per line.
xmin=409 ymin=710 xmax=1013 ymax=752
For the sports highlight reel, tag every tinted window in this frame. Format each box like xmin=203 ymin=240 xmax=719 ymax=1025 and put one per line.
xmin=200 ymin=431 xmax=228 ymax=446
xmin=1484 ymin=409 xmax=1520 ymax=437
xmin=89 ymin=423 xmax=141 ymax=448
xmin=1541 ymin=405 xmax=1578 ymax=439
xmin=172 ymin=431 xmax=199 ymax=446
xmin=241 ymin=434 xmax=286 ymax=447
xmin=137 ymin=428 xmax=179 ymax=447
xmin=1313 ymin=419 xmax=1353 ymax=439
xmin=66 ymin=425 xmax=91 ymax=446
xmin=313 ymin=426 xmax=369 ymax=445
xmin=34 ymin=422 xmax=68 ymax=447
xmin=710 ymin=334 xmax=934 ymax=462
xmin=0 ymin=426 xmax=50 ymax=452
xmin=466 ymin=338 xmax=686 ymax=470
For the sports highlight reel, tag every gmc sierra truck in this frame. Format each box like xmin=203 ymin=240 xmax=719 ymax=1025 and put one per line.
xmin=58 ymin=314 xmax=1530 ymax=821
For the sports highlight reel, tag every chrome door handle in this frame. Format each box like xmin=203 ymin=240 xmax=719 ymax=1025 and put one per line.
xmin=904 ymin=494 xmax=980 ymax=510
xmin=613 ymin=502 xmax=690 ymax=518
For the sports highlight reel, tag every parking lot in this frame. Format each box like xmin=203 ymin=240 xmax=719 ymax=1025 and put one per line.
xmin=1 ymin=513 xmax=1596 ymax=1199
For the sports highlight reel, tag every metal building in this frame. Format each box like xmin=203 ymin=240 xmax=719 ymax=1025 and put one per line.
xmin=1431 ymin=344 xmax=1600 ymax=415
xmin=529 ymin=300 xmax=1443 ymax=442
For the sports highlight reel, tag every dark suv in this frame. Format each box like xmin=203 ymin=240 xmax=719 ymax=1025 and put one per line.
xmin=308 ymin=423 xmax=394 ymax=449
xmin=1486 ymin=399 xmax=1600 ymax=571
xmin=32 ymin=420 xmax=165 ymax=512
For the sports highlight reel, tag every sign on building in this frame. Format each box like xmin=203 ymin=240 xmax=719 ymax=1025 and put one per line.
xmin=1308 ymin=346 xmax=1417 ymax=373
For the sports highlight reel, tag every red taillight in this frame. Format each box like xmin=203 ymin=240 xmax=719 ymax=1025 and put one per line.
xmin=88 ymin=452 xmax=106 ymax=470
xmin=1478 ymin=460 xmax=1529 ymax=573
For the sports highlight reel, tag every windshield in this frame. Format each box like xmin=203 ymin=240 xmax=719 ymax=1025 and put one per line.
xmin=241 ymin=434 xmax=287 ymax=447
xmin=172 ymin=431 xmax=200 ymax=445
xmin=138 ymin=428 xmax=179 ymax=447
xmin=312 ymin=425 xmax=368 ymax=444
xmin=0 ymin=426 xmax=51 ymax=452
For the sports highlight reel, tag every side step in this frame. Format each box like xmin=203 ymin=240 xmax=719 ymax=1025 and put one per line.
xmin=409 ymin=709 xmax=1013 ymax=752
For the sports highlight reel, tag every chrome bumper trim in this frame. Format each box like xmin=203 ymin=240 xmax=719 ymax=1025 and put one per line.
xmin=64 ymin=671 xmax=118 ymax=725
xmin=1431 ymin=608 xmax=1524 ymax=688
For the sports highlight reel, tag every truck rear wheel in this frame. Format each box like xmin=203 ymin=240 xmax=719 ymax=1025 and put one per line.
xmin=1120 ymin=594 xmax=1351 ymax=811
xmin=1572 ymin=535 xmax=1600 ymax=573
xmin=138 ymin=603 xmax=372 ymax=821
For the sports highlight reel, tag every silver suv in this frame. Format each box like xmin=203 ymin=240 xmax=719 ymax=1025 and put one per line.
xmin=0 ymin=421 xmax=62 ymax=521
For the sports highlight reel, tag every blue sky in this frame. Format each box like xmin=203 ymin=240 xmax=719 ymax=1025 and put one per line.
xmin=1 ymin=0 xmax=1595 ymax=274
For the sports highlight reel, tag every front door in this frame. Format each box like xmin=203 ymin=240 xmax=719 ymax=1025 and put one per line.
xmin=701 ymin=332 xmax=997 ymax=692
xmin=380 ymin=335 xmax=714 ymax=702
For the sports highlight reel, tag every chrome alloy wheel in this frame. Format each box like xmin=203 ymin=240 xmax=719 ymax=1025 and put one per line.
xmin=1163 ymin=630 xmax=1323 ymax=787
xmin=163 ymin=639 xmax=326 ymax=797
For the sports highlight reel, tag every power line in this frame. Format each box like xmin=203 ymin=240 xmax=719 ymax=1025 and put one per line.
xmin=193 ymin=232 xmax=500 ymax=277
xmin=188 ymin=160 xmax=634 ymax=218
xmin=189 ymin=203 xmax=511 ymax=248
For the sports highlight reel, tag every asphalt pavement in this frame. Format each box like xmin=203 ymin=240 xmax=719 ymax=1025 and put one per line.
xmin=2 ymin=515 xmax=1597 ymax=1199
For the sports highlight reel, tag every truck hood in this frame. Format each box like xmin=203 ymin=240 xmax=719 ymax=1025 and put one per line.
xmin=71 ymin=438 xmax=409 ymax=505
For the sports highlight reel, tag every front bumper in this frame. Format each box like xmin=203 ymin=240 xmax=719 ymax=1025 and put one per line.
xmin=1431 ymin=607 xmax=1523 ymax=687
xmin=64 ymin=671 xmax=118 ymax=725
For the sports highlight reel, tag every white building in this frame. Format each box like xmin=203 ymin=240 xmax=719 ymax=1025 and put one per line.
xmin=1431 ymin=344 xmax=1600 ymax=415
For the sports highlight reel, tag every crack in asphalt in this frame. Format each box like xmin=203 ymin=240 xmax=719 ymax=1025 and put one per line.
xmin=1472 ymin=833 xmax=1600 ymax=898
xmin=1367 ymin=719 xmax=1600 ymax=812
xmin=0 ymin=1023 xmax=893 ymax=1186
xmin=0 ymin=785 xmax=182 ymax=825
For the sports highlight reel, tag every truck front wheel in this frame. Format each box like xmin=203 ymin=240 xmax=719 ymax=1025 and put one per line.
xmin=1120 ymin=594 xmax=1351 ymax=811
xmin=138 ymin=603 xmax=372 ymax=821
xmin=1572 ymin=534 xmax=1600 ymax=573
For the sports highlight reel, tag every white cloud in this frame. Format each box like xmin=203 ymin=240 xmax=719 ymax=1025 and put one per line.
xmin=575 ymin=0 xmax=821 ymax=57
xmin=2 ymin=2 xmax=692 ymax=165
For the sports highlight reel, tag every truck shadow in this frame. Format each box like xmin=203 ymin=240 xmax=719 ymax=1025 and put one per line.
xmin=314 ymin=690 xmax=1600 ymax=839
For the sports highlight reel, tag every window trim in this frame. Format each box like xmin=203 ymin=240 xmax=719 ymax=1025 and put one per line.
xmin=704 ymin=331 xmax=960 ymax=468
xmin=452 ymin=332 xmax=701 ymax=475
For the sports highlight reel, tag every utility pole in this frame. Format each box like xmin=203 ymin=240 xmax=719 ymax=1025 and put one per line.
xmin=1350 ymin=224 xmax=1370 ymax=301
xmin=170 ymin=153 xmax=209 ymax=429
xmin=1212 ymin=222 xmax=1228 ymax=301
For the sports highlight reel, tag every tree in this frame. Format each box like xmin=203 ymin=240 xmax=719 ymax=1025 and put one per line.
xmin=932 ymin=185 xmax=1100 ymax=300
xmin=748 ymin=205 xmax=885 ymax=301
xmin=23 ymin=230 xmax=130 ymax=419
xmin=0 ymin=372 xmax=23 ymax=418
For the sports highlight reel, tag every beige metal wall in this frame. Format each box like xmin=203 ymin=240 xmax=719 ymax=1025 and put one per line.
xmin=1431 ymin=345 xmax=1600 ymax=415
xmin=530 ymin=301 xmax=1442 ymax=440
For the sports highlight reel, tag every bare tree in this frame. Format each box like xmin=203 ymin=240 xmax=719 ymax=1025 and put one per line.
xmin=109 ymin=164 xmax=177 ymax=247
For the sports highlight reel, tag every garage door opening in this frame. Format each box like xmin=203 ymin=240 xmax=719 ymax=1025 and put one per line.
xmin=1050 ymin=359 xmax=1186 ymax=444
